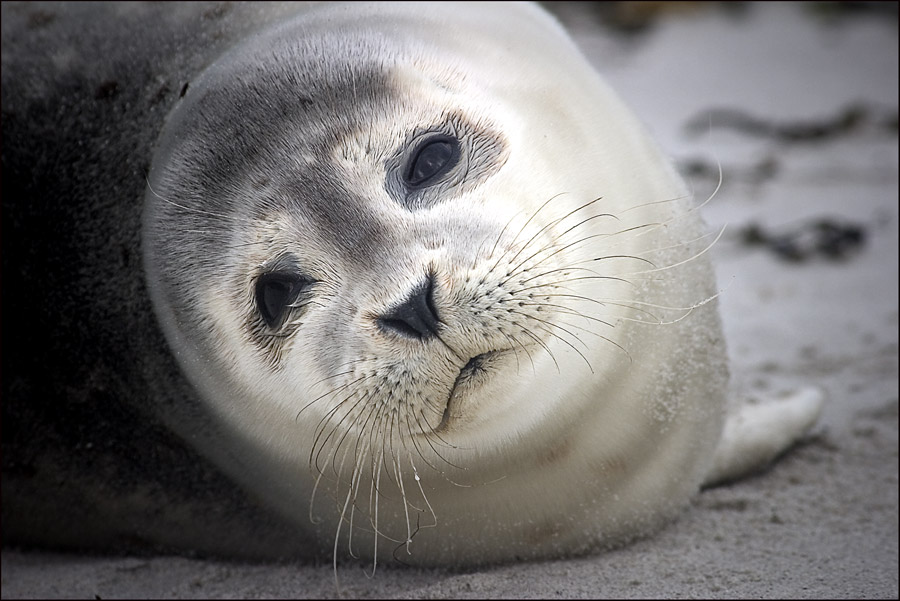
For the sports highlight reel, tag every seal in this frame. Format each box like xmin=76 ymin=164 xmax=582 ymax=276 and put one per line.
xmin=2 ymin=1 xmax=823 ymax=566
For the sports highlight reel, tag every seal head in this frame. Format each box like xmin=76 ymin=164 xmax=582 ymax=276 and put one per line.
xmin=143 ymin=2 xmax=727 ymax=565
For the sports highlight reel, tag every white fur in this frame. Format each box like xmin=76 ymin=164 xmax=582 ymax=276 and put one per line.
xmin=143 ymin=1 xmax=821 ymax=566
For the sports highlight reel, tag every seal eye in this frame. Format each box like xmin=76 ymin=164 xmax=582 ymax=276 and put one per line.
xmin=404 ymin=135 xmax=460 ymax=188
xmin=255 ymin=272 xmax=310 ymax=329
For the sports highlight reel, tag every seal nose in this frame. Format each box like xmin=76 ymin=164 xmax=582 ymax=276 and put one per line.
xmin=377 ymin=274 xmax=440 ymax=340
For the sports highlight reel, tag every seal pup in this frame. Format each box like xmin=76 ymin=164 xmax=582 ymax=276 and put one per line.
xmin=2 ymin=1 xmax=823 ymax=566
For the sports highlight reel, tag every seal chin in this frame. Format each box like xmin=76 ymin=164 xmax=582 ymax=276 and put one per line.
xmin=437 ymin=349 xmax=510 ymax=432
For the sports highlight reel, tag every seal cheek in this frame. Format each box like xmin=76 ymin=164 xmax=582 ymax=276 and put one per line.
xmin=539 ymin=436 xmax=574 ymax=467
xmin=590 ymin=454 xmax=630 ymax=478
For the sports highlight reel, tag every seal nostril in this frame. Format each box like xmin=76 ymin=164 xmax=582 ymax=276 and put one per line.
xmin=378 ymin=317 xmax=426 ymax=340
xmin=377 ymin=273 xmax=440 ymax=340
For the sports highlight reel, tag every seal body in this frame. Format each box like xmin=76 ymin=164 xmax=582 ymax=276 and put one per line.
xmin=1 ymin=1 xmax=319 ymax=558
xmin=3 ymin=1 xmax=817 ymax=566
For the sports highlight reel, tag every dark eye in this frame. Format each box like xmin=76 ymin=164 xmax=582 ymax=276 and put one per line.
xmin=403 ymin=135 xmax=460 ymax=188
xmin=255 ymin=272 xmax=311 ymax=329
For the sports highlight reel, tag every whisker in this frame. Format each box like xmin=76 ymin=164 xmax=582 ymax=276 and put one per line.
xmin=508 ymin=310 xmax=595 ymax=373
xmin=627 ymin=225 xmax=727 ymax=276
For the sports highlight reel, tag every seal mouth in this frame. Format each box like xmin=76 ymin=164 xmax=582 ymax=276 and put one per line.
xmin=457 ymin=352 xmax=497 ymax=384
xmin=436 ymin=350 xmax=505 ymax=431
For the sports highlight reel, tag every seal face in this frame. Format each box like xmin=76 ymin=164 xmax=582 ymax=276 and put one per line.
xmin=143 ymin=2 xmax=728 ymax=565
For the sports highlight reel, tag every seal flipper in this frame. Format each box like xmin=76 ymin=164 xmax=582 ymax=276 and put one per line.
xmin=703 ymin=387 xmax=825 ymax=487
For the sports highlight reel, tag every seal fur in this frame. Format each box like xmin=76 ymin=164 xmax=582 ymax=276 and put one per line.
xmin=143 ymin=1 xmax=729 ymax=565
xmin=2 ymin=1 xmax=822 ymax=566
